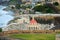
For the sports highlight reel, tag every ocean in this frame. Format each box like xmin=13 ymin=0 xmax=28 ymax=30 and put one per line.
xmin=0 ymin=5 xmax=14 ymax=28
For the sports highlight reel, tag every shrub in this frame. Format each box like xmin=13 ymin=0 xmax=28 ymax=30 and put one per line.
xmin=33 ymin=5 xmax=45 ymax=12
xmin=33 ymin=5 xmax=54 ymax=13
xmin=0 ymin=28 xmax=2 ymax=32
xmin=53 ymin=2 xmax=59 ymax=6
xmin=15 ymin=4 xmax=21 ymax=9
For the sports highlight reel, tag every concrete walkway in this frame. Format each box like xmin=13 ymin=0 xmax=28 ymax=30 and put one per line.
xmin=56 ymin=34 xmax=60 ymax=40
xmin=0 ymin=36 xmax=22 ymax=40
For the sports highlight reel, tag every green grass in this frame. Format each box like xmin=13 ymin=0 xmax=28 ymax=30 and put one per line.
xmin=9 ymin=33 xmax=55 ymax=40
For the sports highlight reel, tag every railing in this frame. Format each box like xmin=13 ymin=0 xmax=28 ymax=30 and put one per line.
xmin=15 ymin=14 xmax=60 ymax=17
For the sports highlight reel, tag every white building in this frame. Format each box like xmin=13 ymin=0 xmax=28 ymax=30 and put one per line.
xmin=2 ymin=16 xmax=55 ymax=31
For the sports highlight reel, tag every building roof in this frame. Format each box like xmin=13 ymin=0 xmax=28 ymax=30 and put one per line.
xmin=30 ymin=18 xmax=37 ymax=24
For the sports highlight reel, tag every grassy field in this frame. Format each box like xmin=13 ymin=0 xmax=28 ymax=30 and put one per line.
xmin=9 ymin=33 xmax=55 ymax=40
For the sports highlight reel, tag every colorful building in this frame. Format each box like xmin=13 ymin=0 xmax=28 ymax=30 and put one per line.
xmin=2 ymin=16 xmax=55 ymax=31
xmin=26 ymin=17 xmax=41 ymax=30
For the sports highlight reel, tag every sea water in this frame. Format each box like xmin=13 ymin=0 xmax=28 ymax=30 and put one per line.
xmin=0 ymin=5 xmax=14 ymax=28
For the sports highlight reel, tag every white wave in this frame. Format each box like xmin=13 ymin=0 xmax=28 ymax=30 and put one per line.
xmin=0 ymin=5 xmax=14 ymax=28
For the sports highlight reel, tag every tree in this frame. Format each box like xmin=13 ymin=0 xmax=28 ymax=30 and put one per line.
xmin=11 ymin=6 xmax=15 ymax=9
xmin=21 ymin=5 xmax=26 ymax=9
xmin=9 ymin=0 xmax=17 ymax=5
xmin=53 ymin=2 xmax=59 ymax=6
xmin=33 ymin=5 xmax=46 ymax=12
xmin=0 ymin=28 xmax=2 ymax=32
xmin=33 ymin=4 xmax=54 ymax=13
xmin=15 ymin=4 xmax=21 ymax=9
xmin=26 ymin=5 xmax=32 ymax=9
xmin=46 ymin=8 xmax=54 ymax=13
